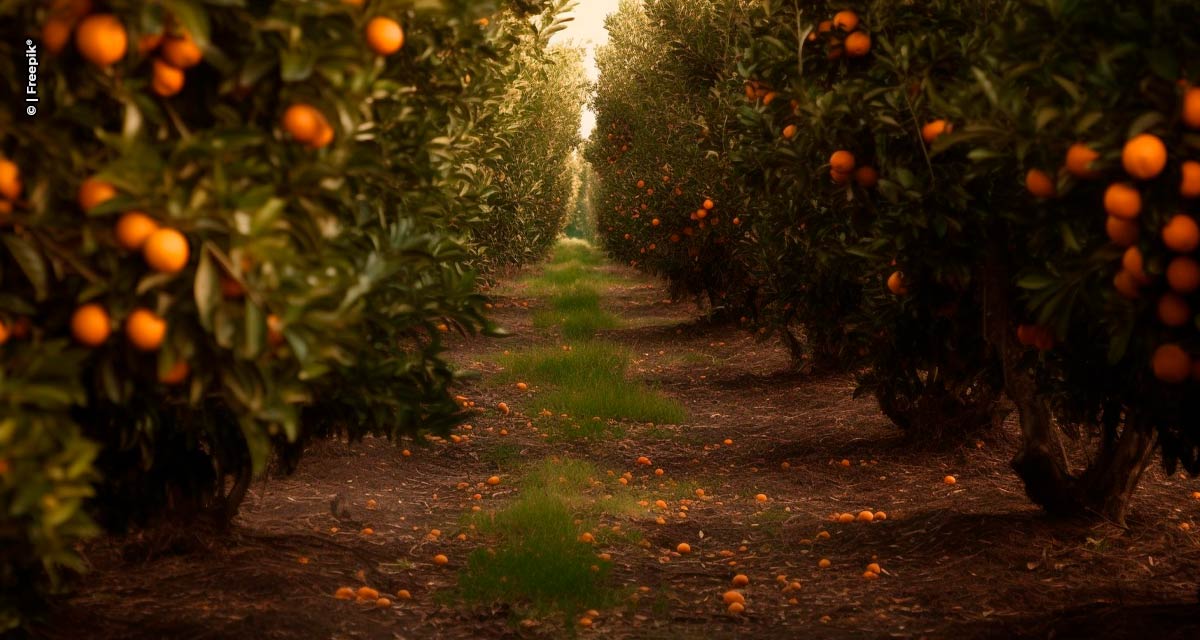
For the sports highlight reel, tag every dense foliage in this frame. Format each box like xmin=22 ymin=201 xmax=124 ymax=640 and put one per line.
xmin=0 ymin=0 xmax=582 ymax=629
xmin=589 ymin=0 xmax=1200 ymax=523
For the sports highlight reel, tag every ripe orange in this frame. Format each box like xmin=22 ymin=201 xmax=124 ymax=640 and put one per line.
xmin=1065 ymin=143 xmax=1100 ymax=179
xmin=161 ymin=30 xmax=202 ymax=68
xmin=0 ymin=158 xmax=21 ymax=201
xmin=283 ymin=104 xmax=324 ymax=144
xmin=486 ymin=475 xmax=500 ymax=485
xmin=1105 ymin=216 xmax=1139 ymax=247
xmin=366 ymin=17 xmax=405 ymax=55
xmin=754 ymin=493 xmax=768 ymax=503
xmin=1157 ymin=294 xmax=1191 ymax=327
xmin=731 ymin=574 xmax=749 ymax=587
xmin=126 ymin=308 xmax=166 ymax=351
xmin=374 ymin=597 xmax=391 ymax=608
xmin=723 ymin=590 xmax=745 ymax=605
xmin=1152 ymin=344 xmax=1191 ymax=384
xmin=651 ymin=218 xmax=660 ymax=226
xmin=676 ymin=542 xmax=691 ymax=554
xmin=1185 ymin=88 xmax=1200 ymax=129
xmin=0 ymin=320 xmax=9 ymax=345
xmin=1103 ymin=183 xmax=1141 ymax=219
xmin=43 ymin=19 xmax=73 ymax=55
xmin=1163 ymin=215 xmax=1200 ymax=252
xmin=78 ymin=177 xmax=117 ymax=211
xmin=637 ymin=180 xmax=646 ymax=188
xmin=309 ymin=121 xmax=335 ymax=149
xmin=703 ymin=199 xmax=715 ymax=210
xmin=151 ymin=59 xmax=185 ymax=97
xmin=356 ymin=586 xmax=379 ymax=601
xmin=1122 ymin=246 xmax=1148 ymax=283
xmin=943 ymin=475 xmax=956 ymax=485
xmin=921 ymin=120 xmax=951 ymax=144
xmin=853 ymin=166 xmax=878 ymax=188
xmin=783 ymin=124 xmax=798 ymax=140
xmin=636 ymin=455 xmax=651 ymax=465
xmin=433 ymin=554 xmax=449 ymax=565
xmin=71 ymin=303 xmax=111 ymax=346
xmin=818 ymin=20 xmax=833 ymax=33
xmin=334 ymin=586 xmax=355 ymax=600
xmin=75 ymin=14 xmax=127 ymax=67
xmin=833 ymin=10 xmax=859 ymax=31
xmin=830 ymin=150 xmax=856 ymax=173
xmin=887 ymin=271 xmax=908 ymax=295
xmin=844 ymin=32 xmax=871 ymax=57
xmin=115 ymin=212 xmax=159 ymax=250
xmin=1167 ymin=256 xmax=1200 ymax=293
xmin=1181 ymin=161 xmax=1200 ymax=198
xmin=143 ymin=228 xmax=190 ymax=273
xmin=1113 ymin=270 xmax=1141 ymax=299
xmin=159 ymin=360 xmax=189 ymax=385
xmin=857 ymin=510 xmax=874 ymax=522
xmin=1122 ymin=134 xmax=1168 ymax=180
xmin=1025 ymin=169 xmax=1055 ymax=198
xmin=728 ymin=602 xmax=745 ymax=614
xmin=818 ymin=558 xmax=831 ymax=568
xmin=836 ymin=512 xmax=854 ymax=523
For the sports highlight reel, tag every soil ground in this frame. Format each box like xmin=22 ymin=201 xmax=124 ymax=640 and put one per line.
xmin=36 ymin=256 xmax=1200 ymax=640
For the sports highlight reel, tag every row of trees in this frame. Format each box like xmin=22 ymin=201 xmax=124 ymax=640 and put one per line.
xmin=0 ymin=0 xmax=583 ymax=630
xmin=588 ymin=0 xmax=1200 ymax=524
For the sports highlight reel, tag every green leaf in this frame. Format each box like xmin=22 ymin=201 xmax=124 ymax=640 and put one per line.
xmin=3 ymin=235 xmax=48 ymax=301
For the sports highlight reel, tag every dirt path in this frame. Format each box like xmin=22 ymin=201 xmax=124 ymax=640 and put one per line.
xmin=39 ymin=253 xmax=1200 ymax=640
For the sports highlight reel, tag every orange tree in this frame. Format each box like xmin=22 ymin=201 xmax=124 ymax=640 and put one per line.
xmin=0 ymin=0 xmax=578 ymax=629
xmin=954 ymin=0 xmax=1200 ymax=519
xmin=586 ymin=0 xmax=754 ymax=315
xmin=726 ymin=0 xmax=1010 ymax=436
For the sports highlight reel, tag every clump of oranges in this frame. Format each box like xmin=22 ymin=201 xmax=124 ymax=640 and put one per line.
xmin=808 ymin=10 xmax=871 ymax=59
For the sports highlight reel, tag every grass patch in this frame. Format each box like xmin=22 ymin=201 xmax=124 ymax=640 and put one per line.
xmin=534 ymin=414 xmax=627 ymax=442
xmin=532 ymin=284 xmax=619 ymax=340
xmin=493 ymin=343 xmax=686 ymax=425
xmin=457 ymin=458 xmax=622 ymax=618
xmin=480 ymin=444 xmax=524 ymax=469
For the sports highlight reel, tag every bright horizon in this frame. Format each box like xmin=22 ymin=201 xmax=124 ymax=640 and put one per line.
xmin=549 ymin=0 xmax=622 ymax=140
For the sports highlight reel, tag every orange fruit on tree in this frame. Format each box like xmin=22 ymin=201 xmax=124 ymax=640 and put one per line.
xmin=126 ymin=308 xmax=166 ymax=351
xmin=1105 ymin=216 xmax=1139 ymax=247
xmin=43 ymin=19 xmax=73 ymax=55
xmin=1183 ymin=88 xmax=1200 ymax=129
xmin=0 ymin=158 xmax=21 ymax=201
xmin=783 ymin=124 xmax=798 ymax=139
xmin=1113 ymin=269 xmax=1142 ymax=299
xmin=283 ymin=104 xmax=325 ymax=144
xmin=1152 ymin=344 xmax=1191 ymax=384
xmin=75 ymin=14 xmax=128 ymax=67
xmin=1181 ymin=161 xmax=1200 ymax=198
xmin=366 ymin=17 xmax=405 ymax=55
xmin=159 ymin=360 xmax=190 ymax=385
xmin=854 ymin=166 xmax=878 ymax=188
xmin=151 ymin=59 xmax=185 ymax=97
xmin=1167 ymin=256 xmax=1200 ymax=293
xmin=115 ymin=212 xmax=159 ymax=250
xmin=78 ymin=177 xmax=117 ymax=211
xmin=833 ymin=10 xmax=859 ymax=31
xmin=1025 ymin=169 xmax=1056 ymax=198
xmin=1157 ymin=294 xmax=1191 ymax=327
xmin=309 ymin=121 xmax=335 ymax=149
xmin=703 ymin=199 xmax=715 ymax=210
xmin=161 ymin=30 xmax=202 ymax=68
xmin=844 ymin=32 xmax=871 ymax=57
xmin=143 ymin=228 xmax=190 ymax=273
xmin=887 ymin=271 xmax=908 ymax=295
xmin=0 ymin=320 xmax=9 ymax=345
xmin=1122 ymin=134 xmax=1167 ymax=180
xmin=1122 ymin=246 xmax=1148 ymax=283
xmin=1163 ymin=215 xmax=1200 ymax=252
xmin=829 ymin=150 xmax=856 ymax=173
xmin=1065 ymin=143 xmax=1100 ymax=179
xmin=921 ymin=120 xmax=951 ymax=144
xmin=71 ymin=303 xmax=111 ymax=346
xmin=1103 ymin=182 xmax=1141 ymax=219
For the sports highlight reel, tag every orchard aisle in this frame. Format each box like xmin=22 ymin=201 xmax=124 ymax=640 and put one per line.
xmin=41 ymin=242 xmax=1200 ymax=640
